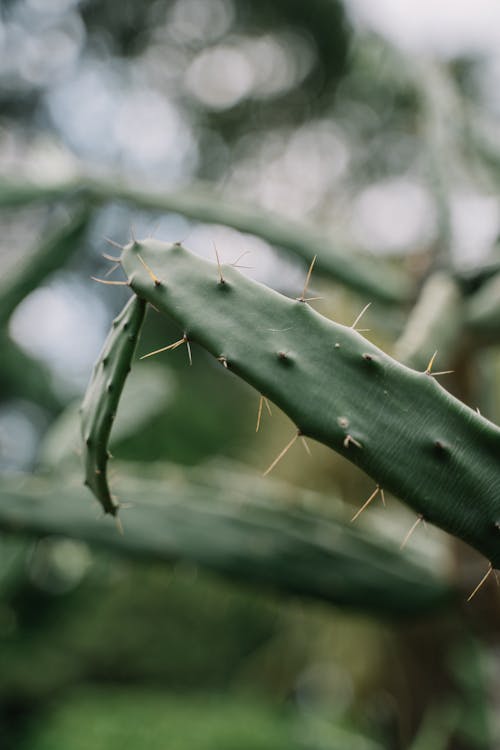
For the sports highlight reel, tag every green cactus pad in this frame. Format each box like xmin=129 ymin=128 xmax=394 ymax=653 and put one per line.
xmin=118 ymin=239 xmax=500 ymax=566
xmin=0 ymin=470 xmax=453 ymax=617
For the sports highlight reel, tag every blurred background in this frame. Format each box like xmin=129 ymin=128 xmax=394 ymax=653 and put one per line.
xmin=1 ymin=0 xmax=500 ymax=748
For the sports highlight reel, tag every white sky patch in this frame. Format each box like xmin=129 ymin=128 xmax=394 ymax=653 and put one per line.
xmin=185 ymin=45 xmax=255 ymax=110
xmin=9 ymin=277 xmax=110 ymax=392
xmin=345 ymin=0 xmax=500 ymax=58
xmin=184 ymin=32 xmax=314 ymax=110
xmin=351 ymin=178 xmax=435 ymax=255
xmin=450 ymin=192 xmax=500 ymax=267
xmin=0 ymin=403 xmax=40 ymax=471
xmin=48 ymin=62 xmax=195 ymax=179
xmin=47 ymin=63 xmax=122 ymax=159
xmin=168 ymin=0 xmax=234 ymax=45
xmin=114 ymin=90 xmax=192 ymax=169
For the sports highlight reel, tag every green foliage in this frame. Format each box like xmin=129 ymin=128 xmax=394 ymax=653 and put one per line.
xmin=22 ymin=691 xmax=300 ymax=750
xmin=0 ymin=468 xmax=452 ymax=616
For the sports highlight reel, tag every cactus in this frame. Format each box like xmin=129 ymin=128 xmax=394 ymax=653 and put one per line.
xmin=81 ymin=238 xmax=500 ymax=568
xmin=0 ymin=470 xmax=453 ymax=617
xmin=80 ymin=295 xmax=146 ymax=515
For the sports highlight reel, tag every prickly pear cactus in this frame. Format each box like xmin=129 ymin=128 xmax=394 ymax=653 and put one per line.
xmin=81 ymin=238 xmax=500 ymax=571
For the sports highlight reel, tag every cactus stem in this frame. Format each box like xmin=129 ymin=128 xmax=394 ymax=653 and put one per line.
xmin=297 ymin=255 xmax=317 ymax=302
xmin=351 ymin=485 xmax=382 ymax=522
xmin=115 ymin=240 xmax=500 ymax=565
xmin=140 ymin=336 xmax=187 ymax=360
xmin=351 ymin=302 xmax=371 ymax=330
xmin=263 ymin=430 xmax=299 ymax=476
xmin=91 ymin=277 xmax=130 ymax=286
xmin=467 ymin=562 xmax=494 ymax=602
xmin=137 ymin=253 xmax=162 ymax=286
xmin=400 ymin=514 xmax=424 ymax=549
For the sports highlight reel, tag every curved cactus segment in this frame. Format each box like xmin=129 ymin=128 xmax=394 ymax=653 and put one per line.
xmin=121 ymin=239 xmax=500 ymax=565
xmin=80 ymin=295 xmax=146 ymax=515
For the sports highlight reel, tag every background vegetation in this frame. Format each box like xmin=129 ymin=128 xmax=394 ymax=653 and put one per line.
xmin=1 ymin=0 xmax=500 ymax=748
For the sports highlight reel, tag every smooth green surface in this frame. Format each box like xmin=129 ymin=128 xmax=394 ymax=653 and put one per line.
xmin=120 ymin=240 xmax=500 ymax=566
xmin=0 ymin=469 xmax=452 ymax=616
xmin=22 ymin=691 xmax=296 ymax=750
xmin=80 ymin=296 xmax=146 ymax=514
